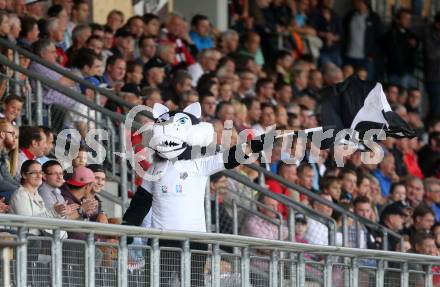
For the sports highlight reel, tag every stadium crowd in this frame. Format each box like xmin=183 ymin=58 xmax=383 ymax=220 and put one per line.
xmin=0 ymin=0 xmax=439 ymax=274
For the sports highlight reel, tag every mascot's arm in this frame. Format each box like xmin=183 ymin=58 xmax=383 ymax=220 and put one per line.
xmin=224 ymin=134 xmax=266 ymax=169
xmin=122 ymin=185 xmax=153 ymax=226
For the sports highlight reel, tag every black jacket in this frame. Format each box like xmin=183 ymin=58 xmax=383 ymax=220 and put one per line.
xmin=384 ymin=23 xmax=418 ymax=75
xmin=342 ymin=9 xmax=383 ymax=59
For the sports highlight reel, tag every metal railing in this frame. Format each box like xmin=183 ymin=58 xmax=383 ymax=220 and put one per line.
xmin=0 ymin=214 xmax=439 ymax=287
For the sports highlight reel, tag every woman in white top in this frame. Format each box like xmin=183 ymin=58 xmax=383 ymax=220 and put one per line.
xmin=10 ymin=160 xmax=65 ymax=236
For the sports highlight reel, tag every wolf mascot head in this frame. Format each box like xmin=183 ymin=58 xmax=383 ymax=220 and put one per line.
xmin=149 ymin=102 xmax=215 ymax=160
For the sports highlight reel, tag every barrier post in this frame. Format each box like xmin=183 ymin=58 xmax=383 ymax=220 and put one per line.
xmin=118 ymin=235 xmax=128 ymax=287
xmin=182 ymin=240 xmax=191 ymax=287
xmin=16 ymin=227 xmax=27 ymax=287
xmin=51 ymin=229 xmax=62 ymax=287
xmin=86 ymin=233 xmax=95 ymax=287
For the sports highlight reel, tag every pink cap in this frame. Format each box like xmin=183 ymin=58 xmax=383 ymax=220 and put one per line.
xmin=65 ymin=166 xmax=95 ymax=187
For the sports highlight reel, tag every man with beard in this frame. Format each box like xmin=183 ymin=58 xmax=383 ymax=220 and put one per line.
xmin=0 ymin=120 xmax=19 ymax=203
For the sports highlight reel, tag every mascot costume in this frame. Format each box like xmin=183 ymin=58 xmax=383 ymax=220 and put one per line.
xmin=123 ymin=101 xmax=265 ymax=233
xmin=122 ymin=102 xmax=266 ymax=286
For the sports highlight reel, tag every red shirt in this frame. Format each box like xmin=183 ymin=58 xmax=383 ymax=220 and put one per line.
xmin=403 ymin=152 xmax=424 ymax=179
xmin=20 ymin=148 xmax=35 ymax=160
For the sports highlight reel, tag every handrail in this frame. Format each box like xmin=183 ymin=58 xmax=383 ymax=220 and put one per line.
xmin=0 ymin=214 xmax=438 ymax=264
xmin=245 ymin=163 xmax=402 ymax=244
xmin=0 ymin=37 xmax=152 ymax=118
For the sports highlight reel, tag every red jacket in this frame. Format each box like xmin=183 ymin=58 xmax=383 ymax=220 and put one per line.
xmin=265 ymin=179 xmax=289 ymax=219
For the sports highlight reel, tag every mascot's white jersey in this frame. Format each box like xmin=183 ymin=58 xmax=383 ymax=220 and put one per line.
xmin=141 ymin=152 xmax=225 ymax=232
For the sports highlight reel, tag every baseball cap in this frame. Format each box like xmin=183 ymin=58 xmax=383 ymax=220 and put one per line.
xmin=381 ymin=201 xmax=407 ymax=218
xmin=65 ymin=166 xmax=95 ymax=187
xmin=295 ymin=213 xmax=307 ymax=224
xmin=143 ymin=57 xmax=166 ymax=73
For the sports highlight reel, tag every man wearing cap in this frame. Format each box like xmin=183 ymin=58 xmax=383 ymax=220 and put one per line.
xmin=61 ymin=167 xmax=99 ymax=237
xmin=25 ymin=0 xmax=46 ymax=20
xmin=141 ymin=57 xmax=166 ymax=89
xmin=380 ymin=201 xmax=406 ymax=251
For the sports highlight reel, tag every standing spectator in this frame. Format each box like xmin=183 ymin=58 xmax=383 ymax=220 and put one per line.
xmin=342 ymin=0 xmax=383 ymax=80
xmin=384 ymin=8 xmax=418 ymax=88
xmin=0 ymin=120 xmax=19 ymax=202
xmin=189 ymin=14 xmax=213 ymax=52
xmin=314 ymin=0 xmax=343 ymax=66
xmin=423 ymin=12 xmax=440 ymax=119
xmin=18 ymin=126 xmax=47 ymax=172
xmin=304 ymin=192 xmax=333 ymax=245
xmin=17 ymin=16 xmax=39 ymax=48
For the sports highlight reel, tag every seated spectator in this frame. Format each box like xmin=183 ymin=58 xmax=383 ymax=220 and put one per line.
xmin=124 ymin=60 xmax=143 ymax=87
xmin=142 ymin=13 xmax=160 ymax=38
xmin=0 ymin=120 xmax=20 ymax=202
xmin=373 ymin=152 xmax=399 ymax=197
xmin=62 ymin=166 xmax=100 ymax=239
xmin=10 ymin=160 xmax=66 ymax=236
xmin=141 ymin=57 xmax=166 ymax=89
xmin=188 ymin=48 xmax=221 ymax=86
xmin=237 ymin=31 xmax=265 ymax=67
xmin=135 ymin=35 xmax=157 ymax=66
xmin=406 ymin=205 xmax=435 ymax=246
xmin=322 ymin=175 xmax=342 ymax=203
xmin=36 ymin=126 xmax=54 ymax=165
xmin=103 ymin=54 xmax=127 ymax=91
xmin=46 ymin=17 xmax=68 ymax=66
xmin=418 ymin=131 xmax=440 ymax=178
xmin=17 ymin=16 xmax=39 ymax=48
xmin=39 ymin=160 xmax=77 ymax=218
xmin=18 ymin=126 xmax=47 ymax=173
xmin=304 ymin=192 xmax=333 ymax=245
xmin=297 ymin=163 xmax=316 ymax=203
xmin=72 ymin=145 xmax=88 ymax=169
xmin=388 ymin=182 xmax=407 ymax=204
xmin=339 ymin=168 xmax=357 ymax=201
xmin=189 ymin=14 xmax=214 ymax=52
xmin=66 ymin=24 xmax=91 ymax=65
xmin=380 ymin=201 xmax=406 ymax=251
xmin=111 ymin=28 xmax=135 ymax=61
xmin=141 ymin=87 xmax=163 ymax=108
xmin=405 ymin=175 xmax=424 ymax=208
xmin=419 ymin=178 xmax=440 ymax=221
xmin=350 ymin=196 xmax=381 ymax=249
xmin=0 ymin=95 xmax=24 ymax=125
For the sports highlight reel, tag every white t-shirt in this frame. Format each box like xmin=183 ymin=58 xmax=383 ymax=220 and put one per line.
xmin=141 ymin=152 xmax=225 ymax=232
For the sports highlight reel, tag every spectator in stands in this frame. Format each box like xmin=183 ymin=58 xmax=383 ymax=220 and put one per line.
xmin=62 ymin=166 xmax=100 ymax=237
xmin=85 ymin=35 xmax=104 ymax=59
xmin=39 ymin=160 xmax=77 ymax=218
xmin=141 ymin=57 xmax=166 ymax=89
xmin=18 ymin=126 xmax=46 ymax=172
xmin=37 ymin=126 xmax=54 ymax=164
xmin=135 ymin=35 xmax=157 ymax=66
xmin=17 ymin=16 xmax=39 ymax=48
xmin=237 ymin=70 xmax=256 ymax=99
xmin=0 ymin=11 xmax=10 ymax=39
xmin=190 ymin=14 xmax=213 ymax=52
xmin=418 ymin=132 xmax=440 ymax=178
xmin=294 ymin=213 xmax=309 ymax=243
xmin=314 ymin=0 xmax=342 ymax=66
xmin=419 ymin=178 xmax=440 ymax=221
xmin=106 ymin=9 xmax=124 ymax=33
xmin=126 ymin=15 xmax=144 ymax=41
xmin=0 ymin=120 xmax=20 ymax=202
xmin=71 ymin=145 xmax=88 ymax=169
xmin=384 ymin=8 xmax=418 ymax=88
xmin=414 ymin=232 xmax=438 ymax=256
xmin=380 ymin=201 xmax=406 ymax=250
xmin=162 ymin=69 xmax=192 ymax=109
xmin=141 ymin=86 xmax=163 ymax=108
xmin=322 ymin=62 xmax=343 ymax=85
xmin=423 ymin=12 xmax=440 ymax=118
xmin=252 ymin=103 xmax=276 ymax=135
xmin=0 ymin=95 xmax=24 ymax=125
xmin=161 ymin=13 xmax=195 ymax=68
xmin=47 ymin=4 xmax=70 ymax=50
xmin=238 ymin=31 xmax=265 ymax=67
xmin=388 ymin=182 xmax=407 ymax=204
xmin=340 ymin=168 xmax=357 ymax=200
xmin=342 ymin=0 xmax=383 ymax=81
xmin=218 ymin=30 xmax=239 ymax=56
xmin=322 ymin=175 xmax=342 ymax=203
xmin=188 ymin=48 xmax=221 ymax=86
xmin=46 ymin=17 xmax=68 ymax=66
xmin=10 ymin=160 xmax=66 ymax=235
xmin=304 ymin=192 xmax=333 ymax=245
xmin=373 ymin=152 xmax=399 ymax=197
xmin=66 ymin=0 xmax=89 ymax=37
xmin=103 ymin=54 xmax=126 ymax=91
xmin=66 ymin=24 xmax=91 ymax=65
xmin=297 ymin=163 xmax=316 ymax=195
xmin=142 ymin=13 xmax=160 ymax=38
xmin=88 ymin=164 xmax=106 ymax=194
xmin=7 ymin=14 xmax=21 ymax=43
xmin=405 ymin=175 xmax=425 ymax=208
xmin=351 ymin=196 xmax=381 ymax=249
xmin=406 ymin=205 xmax=435 ymax=246
xmin=124 ymin=61 xmax=143 ymax=88
xmin=25 ymin=0 xmax=45 ymax=20
xmin=111 ymin=28 xmax=135 ymax=61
